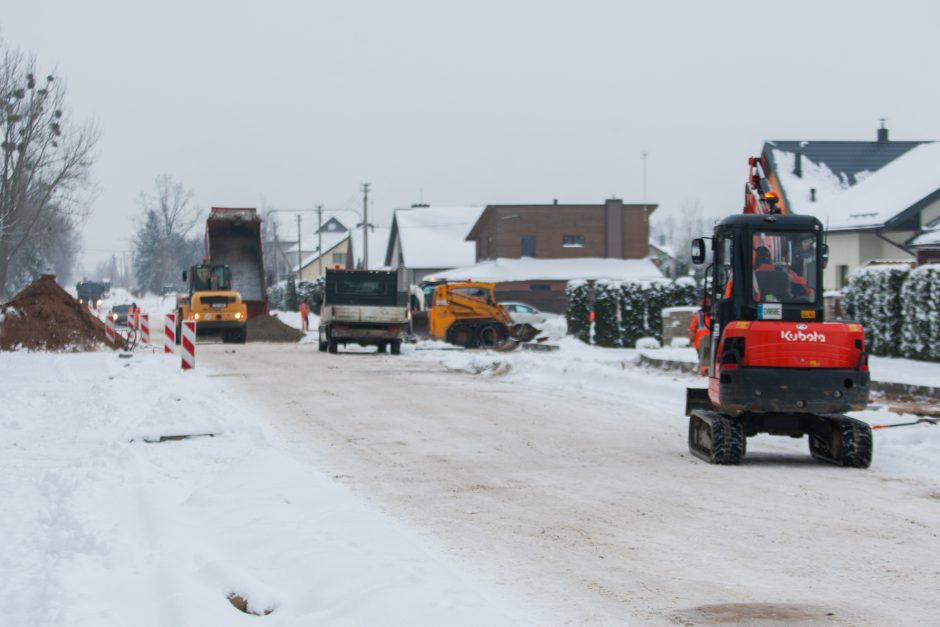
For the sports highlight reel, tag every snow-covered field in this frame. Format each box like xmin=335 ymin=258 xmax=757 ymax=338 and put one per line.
xmin=0 ymin=351 xmax=528 ymax=626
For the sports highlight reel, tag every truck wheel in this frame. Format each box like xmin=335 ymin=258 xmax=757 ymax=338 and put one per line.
xmin=328 ymin=339 xmax=338 ymax=354
xmin=235 ymin=327 xmax=248 ymax=344
xmin=478 ymin=323 xmax=508 ymax=348
xmin=390 ymin=340 xmax=401 ymax=355
xmin=377 ymin=343 xmax=388 ymax=354
xmin=318 ymin=341 xmax=327 ymax=352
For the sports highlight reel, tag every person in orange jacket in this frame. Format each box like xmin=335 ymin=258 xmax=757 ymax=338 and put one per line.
xmin=689 ymin=298 xmax=711 ymax=375
xmin=299 ymin=300 xmax=310 ymax=331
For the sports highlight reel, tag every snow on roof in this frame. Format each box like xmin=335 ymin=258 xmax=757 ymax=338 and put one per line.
xmin=772 ymin=148 xmax=851 ymax=212
xmin=911 ymin=225 xmax=940 ymax=247
xmin=292 ymin=231 xmax=349 ymax=272
xmin=393 ymin=206 xmax=484 ymax=268
xmin=349 ymin=225 xmax=392 ymax=270
xmin=778 ymin=142 xmax=940 ymax=230
xmin=425 ymin=257 xmax=665 ymax=283
xmin=284 ymin=211 xmax=354 ymax=254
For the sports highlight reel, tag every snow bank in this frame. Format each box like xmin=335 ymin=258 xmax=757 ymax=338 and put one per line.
xmin=0 ymin=351 xmax=528 ymax=626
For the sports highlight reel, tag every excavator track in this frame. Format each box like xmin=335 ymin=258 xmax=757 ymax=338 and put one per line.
xmin=688 ymin=410 xmax=746 ymax=465
xmin=808 ymin=414 xmax=873 ymax=468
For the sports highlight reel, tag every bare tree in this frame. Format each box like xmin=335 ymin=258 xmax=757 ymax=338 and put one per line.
xmin=132 ymin=175 xmax=202 ymax=293
xmin=0 ymin=42 xmax=98 ymax=297
xmin=651 ymin=200 xmax=715 ymax=280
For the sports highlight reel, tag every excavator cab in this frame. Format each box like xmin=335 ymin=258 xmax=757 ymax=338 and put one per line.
xmin=176 ymin=263 xmax=248 ymax=344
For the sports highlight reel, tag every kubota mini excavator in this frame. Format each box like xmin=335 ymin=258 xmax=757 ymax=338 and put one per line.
xmin=685 ymin=156 xmax=873 ymax=467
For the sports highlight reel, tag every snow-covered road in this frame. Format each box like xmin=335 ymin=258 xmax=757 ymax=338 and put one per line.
xmin=203 ymin=342 xmax=940 ymax=626
xmin=3 ymin=339 xmax=938 ymax=626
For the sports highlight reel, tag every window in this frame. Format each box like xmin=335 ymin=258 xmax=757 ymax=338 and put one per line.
xmin=562 ymin=234 xmax=585 ymax=248
xmin=751 ymin=231 xmax=817 ymax=303
xmin=521 ymin=235 xmax=536 ymax=257
xmin=716 ymin=235 xmax=734 ymax=301
xmin=837 ymin=265 xmax=849 ymax=289
xmin=332 ymin=252 xmax=346 ymax=265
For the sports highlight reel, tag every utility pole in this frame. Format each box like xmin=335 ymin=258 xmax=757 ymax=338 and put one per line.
xmin=296 ymin=214 xmax=302 ymax=280
xmin=316 ymin=204 xmax=323 ymax=276
xmin=361 ymin=182 xmax=371 ymax=269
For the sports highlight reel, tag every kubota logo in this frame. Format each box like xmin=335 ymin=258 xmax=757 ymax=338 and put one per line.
xmin=780 ymin=329 xmax=826 ymax=342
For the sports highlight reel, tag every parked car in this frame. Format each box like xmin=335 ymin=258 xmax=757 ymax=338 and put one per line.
xmin=108 ymin=304 xmax=131 ymax=326
xmin=501 ymin=301 xmax=549 ymax=325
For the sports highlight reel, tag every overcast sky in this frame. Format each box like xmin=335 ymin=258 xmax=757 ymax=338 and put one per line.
xmin=5 ymin=0 xmax=940 ymax=270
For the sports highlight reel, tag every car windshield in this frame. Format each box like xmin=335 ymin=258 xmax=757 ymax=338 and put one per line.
xmin=112 ymin=305 xmax=130 ymax=313
xmin=751 ymin=231 xmax=817 ymax=303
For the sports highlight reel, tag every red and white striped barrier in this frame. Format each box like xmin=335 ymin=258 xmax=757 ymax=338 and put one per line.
xmin=181 ymin=320 xmax=196 ymax=370
xmin=164 ymin=313 xmax=176 ymax=354
xmin=105 ymin=316 xmax=115 ymax=344
xmin=140 ymin=313 xmax=150 ymax=345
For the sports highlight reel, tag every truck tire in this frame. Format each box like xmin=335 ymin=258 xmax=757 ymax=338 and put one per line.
xmin=446 ymin=323 xmax=475 ymax=348
xmin=478 ymin=323 xmax=508 ymax=348
xmin=390 ymin=340 xmax=401 ymax=355
xmin=328 ymin=339 xmax=338 ymax=354
xmin=318 ymin=341 xmax=327 ymax=352
xmin=377 ymin=343 xmax=388 ymax=354
xmin=235 ymin=327 xmax=247 ymax=344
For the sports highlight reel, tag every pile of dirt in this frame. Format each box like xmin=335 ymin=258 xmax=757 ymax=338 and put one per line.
xmin=0 ymin=274 xmax=118 ymax=351
xmin=246 ymin=314 xmax=305 ymax=343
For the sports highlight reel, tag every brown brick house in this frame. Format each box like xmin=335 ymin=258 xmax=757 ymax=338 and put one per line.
xmin=465 ymin=198 xmax=656 ymax=261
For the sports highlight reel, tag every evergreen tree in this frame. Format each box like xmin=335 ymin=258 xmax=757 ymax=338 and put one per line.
xmin=285 ymin=276 xmax=299 ymax=311
xmin=565 ymin=280 xmax=591 ymax=343
xmin=619 ymin=281 xmax=646 ymax=348
xmin=593 ymin=280 xmax=621 ymax=347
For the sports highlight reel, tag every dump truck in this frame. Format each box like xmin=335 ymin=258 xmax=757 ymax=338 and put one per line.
xmin=318 ymin=269 xmax=408 ymax=354
xmin=176 ymin=207 xmax=267 ymax=343
xmin=75 ymin=280 xmax=109 ymax=309
xmin=425 ymin=281 xmax=539 ymax=348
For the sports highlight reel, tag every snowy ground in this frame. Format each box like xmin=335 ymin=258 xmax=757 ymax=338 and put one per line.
xmin=0 ymin=351 xmax=529 ymax=626
xmin=4 ymin=321 xmax=939 ymax=625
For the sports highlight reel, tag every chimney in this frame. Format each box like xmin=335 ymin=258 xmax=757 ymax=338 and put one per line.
xmin=877 ymin=118 xmax=889 ymax=143
xmin=794 ymin=152 xmax=802 ymax=178
xmin=553 ymin=198 xmax=558 ymax=205
xmin=810 ymin=188 xmax=816 ymax=202
xmin=604 ymin=197 xmax=624 ymax=259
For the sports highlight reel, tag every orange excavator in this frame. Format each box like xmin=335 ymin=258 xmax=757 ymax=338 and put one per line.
xmin=684 ymin=156 xmax=873 ymax=466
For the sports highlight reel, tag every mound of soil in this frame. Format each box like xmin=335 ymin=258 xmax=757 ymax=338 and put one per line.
xmin=0 ymin=274 xmax=118 ymax=351
xmin=246 ymin=314 xmax=305 ymax=343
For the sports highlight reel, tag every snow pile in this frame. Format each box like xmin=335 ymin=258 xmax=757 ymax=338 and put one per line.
xmin=0 ymin=351 xmax=528 ymax=626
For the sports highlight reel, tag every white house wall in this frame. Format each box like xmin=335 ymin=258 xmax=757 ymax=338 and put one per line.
xmin=824 ymin=231 xmax=914 ymax=289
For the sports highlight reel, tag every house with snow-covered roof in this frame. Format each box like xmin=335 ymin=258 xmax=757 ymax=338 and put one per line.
xmin=384 ymin=205 xmax=485 ymax=292
xmin=761 ymin=125 xmax=940 ymax=289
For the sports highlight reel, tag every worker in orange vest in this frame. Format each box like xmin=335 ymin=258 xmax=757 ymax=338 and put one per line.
xmin=299 ymin=300 xmax=310 ymax=331
xmin=689 ymin=298 xmax=711 ymax=376
xmin=128 ymin=302 xmax=139 ymax=329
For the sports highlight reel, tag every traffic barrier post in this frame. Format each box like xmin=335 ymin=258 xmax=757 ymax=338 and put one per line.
xmin=181 ymin=320 xmax=196 ymax=370
xmin=105 ymin=315 xmax=115 ymax=344
xmin=140 ymin=313 xmax=150 ymax=345
xmin=164 ymin=313 xmax=176 ymax=354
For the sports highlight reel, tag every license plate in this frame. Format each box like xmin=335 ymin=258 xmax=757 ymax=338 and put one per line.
xmin=211 ymin=303 xmax=226 ymax=309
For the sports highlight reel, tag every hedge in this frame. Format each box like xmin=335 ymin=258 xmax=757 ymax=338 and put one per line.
xmin=566 ymin=278 xmax=699 ymax=347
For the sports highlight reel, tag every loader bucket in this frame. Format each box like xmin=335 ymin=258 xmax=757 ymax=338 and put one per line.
xmin=508 ymin=323 xmax=540 ymax=343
